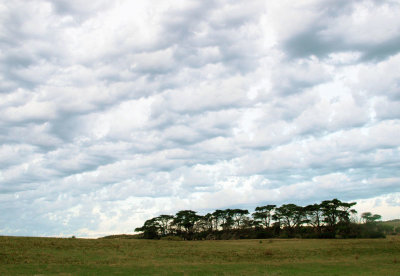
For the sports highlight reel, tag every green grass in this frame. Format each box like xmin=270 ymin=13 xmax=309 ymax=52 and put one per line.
xmin=1 ymin=236 xmax=399 ymax=275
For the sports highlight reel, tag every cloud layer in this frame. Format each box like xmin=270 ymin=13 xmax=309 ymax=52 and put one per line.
xmin=1 ymin=0 xmax=400 ymax=237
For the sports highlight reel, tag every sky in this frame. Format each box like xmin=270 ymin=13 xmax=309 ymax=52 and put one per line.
xmin=1 ymin=0 xmax=400 ymax=238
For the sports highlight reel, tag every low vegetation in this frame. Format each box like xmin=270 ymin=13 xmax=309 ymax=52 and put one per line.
xmin=1 ymin=235 xmax=399 ymax=275
xmin=135 ymin=198 xmax=387 ymax=240
xmin=378 ymin=219 xmax=400 ymax=235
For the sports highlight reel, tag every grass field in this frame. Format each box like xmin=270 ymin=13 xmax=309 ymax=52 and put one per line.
xmin=1 ymin=235 xmax=399 ymax=275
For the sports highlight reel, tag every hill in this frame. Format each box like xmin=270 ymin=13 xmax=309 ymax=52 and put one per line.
xmin=377 ymin=219 xmax=400 ymax=234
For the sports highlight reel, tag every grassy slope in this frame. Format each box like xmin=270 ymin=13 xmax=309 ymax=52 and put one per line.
xmin=0 ymin=236 xmax=399 ymax=275
xmin=380 ymin=219 xmax=400 ymax=228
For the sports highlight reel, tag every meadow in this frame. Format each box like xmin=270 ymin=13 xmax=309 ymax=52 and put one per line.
xmin=0 ymin=235 xmax=399 ymax=275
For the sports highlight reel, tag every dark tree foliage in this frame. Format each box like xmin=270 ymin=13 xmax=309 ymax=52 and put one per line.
xmin=320 ymin=199 xmax=357 ymax=232
xmin=173 ymin=210 xmax=201 ymax=238
xmin=361 ymin=212 xmax=382 ymax=223
xmin=156 ymin=215 xmax=174 ymax=236
xmin=304 ymin=203 xmax=323 ymax=233
xmin=134 ymin=199 xmax=385 ymax=240
xmin=252 ymin=204 xmax=276 ymax=228
xmin=134 ymin=218 xmax=161 ymax=239
xmin=273 ymin=204 xmax=308 ymax=235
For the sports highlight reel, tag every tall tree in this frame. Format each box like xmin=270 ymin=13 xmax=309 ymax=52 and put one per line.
xmin=202 ymin=213 xmax=214 ymax=231
xmin=134 ymin=218 xmax=161 ymax=239
xmin=231 ymin=209 xmax=250 ymax=229
xmin=320 ymin=199 xmax=357 ymax=231
xmin=274 ymin=204 xmax=306 ymax=234
xmin=252 ymin=204 xmax=276 ymax=228
xmin=304 ymin=203 xmax=323 ymax=233
xmin=220 ymin=209 xmax=235 ymax=230
xmin=156 ymin=215 xmax=174 ymax=236
xmin=173 ymin=210 xmax=201 ymax=236
xmin=213 ymin=209 xmax=235 ymax=230
xmin=212 ymin=209 xmax=225 ymax=230
xmin=361 ymin=212 xmax=382 ymax=223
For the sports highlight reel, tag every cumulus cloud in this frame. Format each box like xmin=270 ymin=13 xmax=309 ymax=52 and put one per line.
xmin=0 ymin=0 xmax=399 ymax=237
xmin=278 ymin=0 xmax=400 ymax=62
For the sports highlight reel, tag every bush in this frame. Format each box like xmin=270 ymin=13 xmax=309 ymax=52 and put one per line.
xmin=319 ymin=232 xmax=336 ymax=239
xmin=160 ymin=236 xmax=184 ymax=241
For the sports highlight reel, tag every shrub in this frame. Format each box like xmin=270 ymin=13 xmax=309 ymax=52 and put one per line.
xmin=160 ymin=236 xmax=184 ymax=241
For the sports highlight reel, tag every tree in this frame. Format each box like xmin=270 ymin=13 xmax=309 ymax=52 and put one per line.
xmin=173 ymin=210 xmax=201 ymax=238
xmin=361 ymin=212 xmax=382 ymax=223
xmin=212 ymin=209 xmax=225 ymax=230
xmin=252 ymin=205 xmax=276 ymax=228
xmin=220 ymin=209 xmax=235 ymax=230
xmin=273 ymin=204 xmax=307 ymax=235
xmin=134 ymin=218 xmax=161 ymax=239
xmin=230 ymin=209 xmax=250 ymax=229
xmin=320 ymin=199 xmax=357 ymax=231
xmin=133 ymin=198 xmax=387 ymax=240
xmin=304 ymin=203 xmax=323 ymax=233
xmin=195 ymin=215 xmax=211 ymax=233
xmin=360 ymin=212 xmax=384 ymax=238
xmin=213 ymin=209 xmax=235 ymax=231
xmin=202 ymin=213 xmax=214 ymax=231
xmin=156 ymin=215 xmax=174 ymax=236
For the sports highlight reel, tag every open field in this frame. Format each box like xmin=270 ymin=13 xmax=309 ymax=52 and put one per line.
xmin=1 ymin=236 xmax=399 ymax=275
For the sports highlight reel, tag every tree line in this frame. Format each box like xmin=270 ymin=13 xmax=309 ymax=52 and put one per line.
xmin=135 ymin=198 xmax=385 ymax=240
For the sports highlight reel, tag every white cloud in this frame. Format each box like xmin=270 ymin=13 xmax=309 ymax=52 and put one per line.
xmin=324 ymin=1 xmax=400 ymax=44
xmin=1 ymin=0 xmax=400 ymax=237
xmin=355 ymin=193 xmax=400 ymax=221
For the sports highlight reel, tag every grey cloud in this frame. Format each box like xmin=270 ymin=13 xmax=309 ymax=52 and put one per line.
xmin=152 ymin=78 xmax=252 ymax=116
xmin=271 ymin=58 xmax=330 ymax=95
xmin=158 ymin=0 xmax=265 ymax=74
xmin=282 ymin=0 xmax=400 ymax=62
xmin=0 ymin=144 xmax=38 ymax=169
xmin=49 ymin=0 xmax=112 ymax=20
xmin=374 ymin=99 xmax=400 ymax=120
xmin=356 ymin=54 xmax=400 ymax=101
xmin=283 ymin=24 xmax=339 ymax=59
xmin=0 ymin=2 xmax=68 ymax=92
xmin=45 ymin=148 xmax=115 ymax=176
xmin=1 ymin=0 xmax=400 ymax=237
xmin=0 ymin=123 xmax=62 ymax=150
xmin=236 ymin=124 xmax=400 ymax=181
xmin=361 ymin=35 xmax=400 ymax=62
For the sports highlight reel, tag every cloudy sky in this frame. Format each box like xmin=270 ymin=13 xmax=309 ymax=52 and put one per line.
xmin=1 ymin=0 xmax=400 ymax=237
